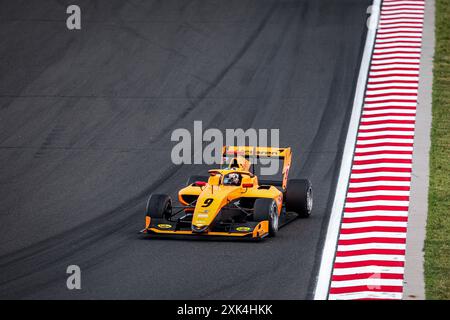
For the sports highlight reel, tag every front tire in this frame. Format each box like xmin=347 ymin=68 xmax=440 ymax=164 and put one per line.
xmin=285 ymin=179 xmax=313 ymax=218
xmin=145 ymin=194 xmax=172 ymax=219
xmin=253 ymin=198 xmax=279 ymax=237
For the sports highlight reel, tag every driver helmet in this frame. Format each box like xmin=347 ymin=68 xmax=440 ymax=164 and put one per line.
xmin=224 ymin=173 xmax=240 ymax=186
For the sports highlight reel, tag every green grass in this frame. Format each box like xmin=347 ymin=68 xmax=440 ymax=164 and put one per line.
xmin=424 ymin=0 xmax=450 ymax=300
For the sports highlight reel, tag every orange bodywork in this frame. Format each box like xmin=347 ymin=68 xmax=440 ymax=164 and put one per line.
xmin=146 ymin=146 xmax=292 ymax=239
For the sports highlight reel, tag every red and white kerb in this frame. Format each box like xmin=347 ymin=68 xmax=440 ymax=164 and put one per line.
xmin=328 ymin=0 xmax=425 ymax=300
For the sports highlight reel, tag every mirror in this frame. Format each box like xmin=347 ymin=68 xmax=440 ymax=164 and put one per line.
xmin=241 ymin=176 xmax=253 ymax=188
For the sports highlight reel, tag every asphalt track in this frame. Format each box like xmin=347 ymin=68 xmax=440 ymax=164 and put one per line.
xmin=0 ymin=0 xmax=370 ymax=299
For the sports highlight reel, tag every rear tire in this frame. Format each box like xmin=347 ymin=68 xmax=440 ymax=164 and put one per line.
xmin=145 ymin=194 xmax=172 ymax=219
xmin=285 ymin=179 xmax=313 ymax=218
xmin=253 ymin=198 xmax=279 ymax=237
xmin=186 ymin=175 xmax=209 ymax=186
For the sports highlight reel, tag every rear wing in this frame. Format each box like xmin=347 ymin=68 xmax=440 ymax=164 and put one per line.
xmin=222 ymin=146 xmax=292 ymax=189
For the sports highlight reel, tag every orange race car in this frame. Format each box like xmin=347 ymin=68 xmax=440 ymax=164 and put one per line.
xmin=141 ymin=146 xmax=313 ymax=240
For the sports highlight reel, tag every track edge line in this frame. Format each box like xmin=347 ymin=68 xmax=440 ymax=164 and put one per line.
xmin=313 ymin=0 xmax=382 ymax=300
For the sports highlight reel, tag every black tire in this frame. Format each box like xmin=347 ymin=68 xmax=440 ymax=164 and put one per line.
xmin=186 ymin=175 xmax=209 ymax=186
xmin=145 ymin=194 xmax=172 ymax=219
xmin=285 ymin=179 xmax=313 ymax=217
xmin=253 ymin=198 xmax=279 ymax=237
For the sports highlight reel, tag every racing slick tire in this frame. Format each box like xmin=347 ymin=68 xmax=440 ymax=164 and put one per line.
xmin=186 ymin=175 xmax=209 ymax=186
xmin=145 ymin=194 xmax=172 ymax=220
xmin=285 ymin=179 xmax=313 ymax=218
xmin=253 ymin=198 xmax=279 ymax=237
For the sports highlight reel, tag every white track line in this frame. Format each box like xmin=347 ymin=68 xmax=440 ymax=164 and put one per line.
xmin=313 ymin=0 xmax=382 ymax=300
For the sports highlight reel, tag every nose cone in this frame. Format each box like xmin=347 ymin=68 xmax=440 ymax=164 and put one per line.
xmin=192 ymin=185 xmax=236 ymax=230
xmin=191 ymin=224 xmax=209 ymax=233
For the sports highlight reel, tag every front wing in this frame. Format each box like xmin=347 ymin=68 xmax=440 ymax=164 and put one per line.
xmin=141 ymin=218 xmax=270 ymax=240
